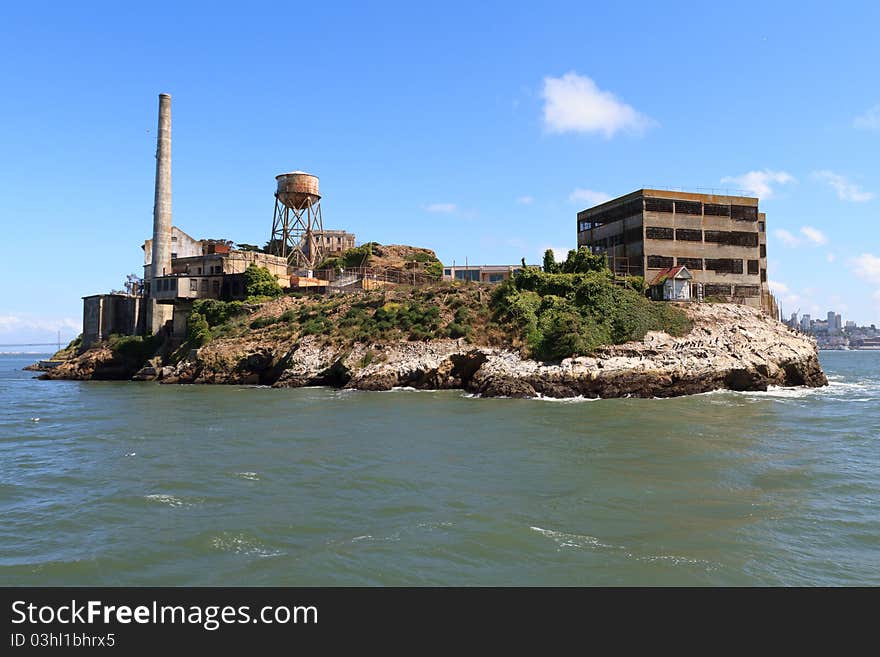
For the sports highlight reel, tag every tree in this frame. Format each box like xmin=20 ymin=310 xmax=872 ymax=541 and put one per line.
xmin=244 ymin=264 xmax=282 ymax=298
xmin=543 ymin=249 xmax=560 ymax=274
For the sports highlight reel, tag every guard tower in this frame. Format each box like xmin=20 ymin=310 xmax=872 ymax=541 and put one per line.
xmin=270 ymin=171 xmax=324 ymax=269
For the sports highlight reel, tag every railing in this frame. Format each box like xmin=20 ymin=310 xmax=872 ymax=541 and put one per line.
xmin=313 ymin=266 xmax=437 ymax=287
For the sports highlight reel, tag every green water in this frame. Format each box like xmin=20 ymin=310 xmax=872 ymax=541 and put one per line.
xmin=1 ymin=351 xmax=877 ymax=585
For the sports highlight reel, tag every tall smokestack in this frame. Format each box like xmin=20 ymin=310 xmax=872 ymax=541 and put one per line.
xmin=151 ymin=93 xmax=172 ymax=280
xmin=147 ymin=93 xmax=174 ymax=335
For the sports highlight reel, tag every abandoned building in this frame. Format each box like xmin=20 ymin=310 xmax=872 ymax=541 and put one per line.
xmin=81 ymin=94 xmax=361 ymax=346
xmin=576 ymin=188 xmax=776 ymax=315
xmin=142 ymin=232 xmax=289 ymax=303
xmin=312 ymin=229 xmax=356 ymax=256
xmin=441 ymin=264 xmax=525 ymax=283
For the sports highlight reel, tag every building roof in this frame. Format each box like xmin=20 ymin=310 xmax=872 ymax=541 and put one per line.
xmin=577 ymin=188 xmax=759 ymax=218
xmin=649 ymin=266 xmax=692 ymax=286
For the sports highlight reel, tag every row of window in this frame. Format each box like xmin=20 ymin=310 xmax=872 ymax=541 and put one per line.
xmin=645 ymin=227 xmax=761 ymax=247
xmin=703 ymin=284 xmax=761 ymax=297
xmin=647 ymin=256 xmax=765 ymax=278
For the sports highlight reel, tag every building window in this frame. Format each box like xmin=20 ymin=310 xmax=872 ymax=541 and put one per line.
xmin=644 ymin=198 xmax=674 ymax=213
xmin=675 ymin=228 xmax=702 ymax=241
xmin=488 ymin=273 xmax=505 ymax=283
xmin=761 ymin=268 xmax=767 ymax=282
xmin=190 ymin=279 xmax=198 ymax=292
xmin=196 ymin=267 xmax=202 ymax=275
xmin=705 ymin=258 xmax=744 ymax=274
xmin=704 ymin=203 xmax=730 ymax=217
xmin=171 ymin=236 xmax=177 ymax=242
xmin=212 ymin=280 xmax=220 ymax=296
xmin=760 ymin=244 xmax=767 ymax=258
xmin=731 ymin=205 xmax=758 ymax=221
xmin=645 ymin=226 xmax=674 ymax=240
xmin=704 ymin=231 xmax=759 ymax=247
xmin=758 ymin=221 xmax=765 ymax=232
xmin=200 ymin=279 xmax=208 ymax=293
xmin=647 ymin=255 xmax=674 ymax=269
xmin=747 ymin=259 xmax=759 ymax=275
xmin=674 ymin=200 xmax=702 ymax=215
xmin=454 ymin=269 xmax=481 ymax=281
xmin=677 ymin=257 xmax=703 ymax=270
xmin=443 ymin=269 xmax=451 ymax=276
xmin=705 ymin=284 xmax=732 ymax=296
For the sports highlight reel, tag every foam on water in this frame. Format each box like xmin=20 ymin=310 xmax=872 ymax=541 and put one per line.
xmin=210 ymin=533 xmax=285 ymax=558
xmin=144 ymin=494 xmax=190 ymax=508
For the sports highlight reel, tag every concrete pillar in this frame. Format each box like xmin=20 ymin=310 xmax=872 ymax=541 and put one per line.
xmin=147 ymin=93 xmax=174 ymax=334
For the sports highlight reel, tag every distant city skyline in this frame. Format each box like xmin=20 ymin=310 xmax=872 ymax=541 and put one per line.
xmin=1 ymin=2 xmax=878 ymax=344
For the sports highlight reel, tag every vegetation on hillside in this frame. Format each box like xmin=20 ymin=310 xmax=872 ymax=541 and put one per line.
xmin=493 ymin=248 xmax=691 ymax=360
xmin=243 ymin=264 xmax=282 ymax=302
xmin=51 ymin=335 xmax=83 ymax=360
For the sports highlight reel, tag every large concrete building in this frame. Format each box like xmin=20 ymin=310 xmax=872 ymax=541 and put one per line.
xmin=576 ymin=188 xmax=775 ymax=314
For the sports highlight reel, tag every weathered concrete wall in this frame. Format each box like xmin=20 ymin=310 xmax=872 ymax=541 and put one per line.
xmin=82 ymin=295 xmax=146 ymax=348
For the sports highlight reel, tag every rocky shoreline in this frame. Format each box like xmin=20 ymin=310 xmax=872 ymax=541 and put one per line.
xmin=37 ymin=303 xmax=827 ymax=398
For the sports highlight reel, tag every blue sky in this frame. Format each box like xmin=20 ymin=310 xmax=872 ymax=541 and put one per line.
xmin=1 ymin=1 xmax=879 ymax=344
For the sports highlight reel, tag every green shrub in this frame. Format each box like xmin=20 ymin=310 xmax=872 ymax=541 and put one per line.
xmin=244 ymin=264 xmax=282 ymax=298
xmin=425 ymin=261 xmax=443 ymax=280
xmin=446 ymin=322 xmax=469 ymax=338
xmin=193 ymin=299 xmax=245 ymax=326
xmin=186 ymin=313 xmax=212 ymax=347
xmin=249 ymin=315 xmax=278 ymax=329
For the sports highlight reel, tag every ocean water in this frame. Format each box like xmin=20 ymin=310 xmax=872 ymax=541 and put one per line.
xmin=0 ymin=351 xmax=877 ymax=586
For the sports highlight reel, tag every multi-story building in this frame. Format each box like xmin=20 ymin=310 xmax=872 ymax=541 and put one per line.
xmin=576 ymin=189 xmax=773 ymax=313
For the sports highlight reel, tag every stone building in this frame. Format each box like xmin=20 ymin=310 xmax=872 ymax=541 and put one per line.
xmin=81 ymin=293 xmax=146 ymax=348
xmin=576 ymin=188 xmax=774 ymax=313
xmin=312 ymin=230 xmax=356 ymax=256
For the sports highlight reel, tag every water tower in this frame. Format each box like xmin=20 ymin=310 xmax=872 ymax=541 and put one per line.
xmin=270 ymin=171 xmax=324 ymax=269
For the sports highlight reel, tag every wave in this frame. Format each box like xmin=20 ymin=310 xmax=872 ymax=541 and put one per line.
xmin=210 ymin=533 xmax=285 ymax=558
xmin=144 ymin=494 xmax=192 ymax=508
xmin=530 ymin=526 xmax=615 ymax=550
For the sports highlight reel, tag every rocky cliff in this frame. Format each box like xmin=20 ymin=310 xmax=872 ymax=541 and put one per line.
xmin=41 ymin=302 xmax=826 ymax=398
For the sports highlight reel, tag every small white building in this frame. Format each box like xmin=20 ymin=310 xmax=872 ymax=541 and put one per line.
xmin=649 ymin=265 xmax=693 ymax=301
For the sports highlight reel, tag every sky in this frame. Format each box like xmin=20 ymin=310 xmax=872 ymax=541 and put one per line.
xmin=1 ymin=1 xmax=879 ymax=344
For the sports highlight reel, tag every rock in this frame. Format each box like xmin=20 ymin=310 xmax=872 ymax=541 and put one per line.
xmin=41 ymin=303 xmax=827 ymax=399
xmin=132 ymin=366 xmax=158 ymax=381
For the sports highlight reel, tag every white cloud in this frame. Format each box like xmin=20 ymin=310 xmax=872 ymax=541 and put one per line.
xmin=768 ymin=280 xmax=790 ymax=295
xmin=812 ymin=170 xmax=874 ymax=202
xmin=773 ymin=226 xmax=828 ymax=248
xmin=774 ymin=229 xmax=800 ymax=247
xmin=826 ymin=252 xmax=836 ymax=263
xmin=424 ymin=203 xmax=457 ymax=214
xmin=768 ymin=280 xmax=801 ymax=312
xmin=541 ymin=246 xmax=571 ymax=263
xmin=0 ymin=314 xmax=79 ymax=334
xmin=800 ymin=226 xmax=828 ymax=246
xmin=854 ymin=105 xmax=880 ymax=131
xmin=851 ymin=253 xmax=880 ymax=284
xmin=541 ymin=72 xmax=655 ymax=138
xmin=720 ymin=169 xmax=795 ymax=199
xmin=569 ymin=188 xmax=611 ymax=206
xmin=516 ymin=196 xmax=534 ymax=205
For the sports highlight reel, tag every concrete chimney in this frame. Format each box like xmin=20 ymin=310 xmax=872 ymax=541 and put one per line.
xmin=147 ymin=93 xmax=174 ymax=334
